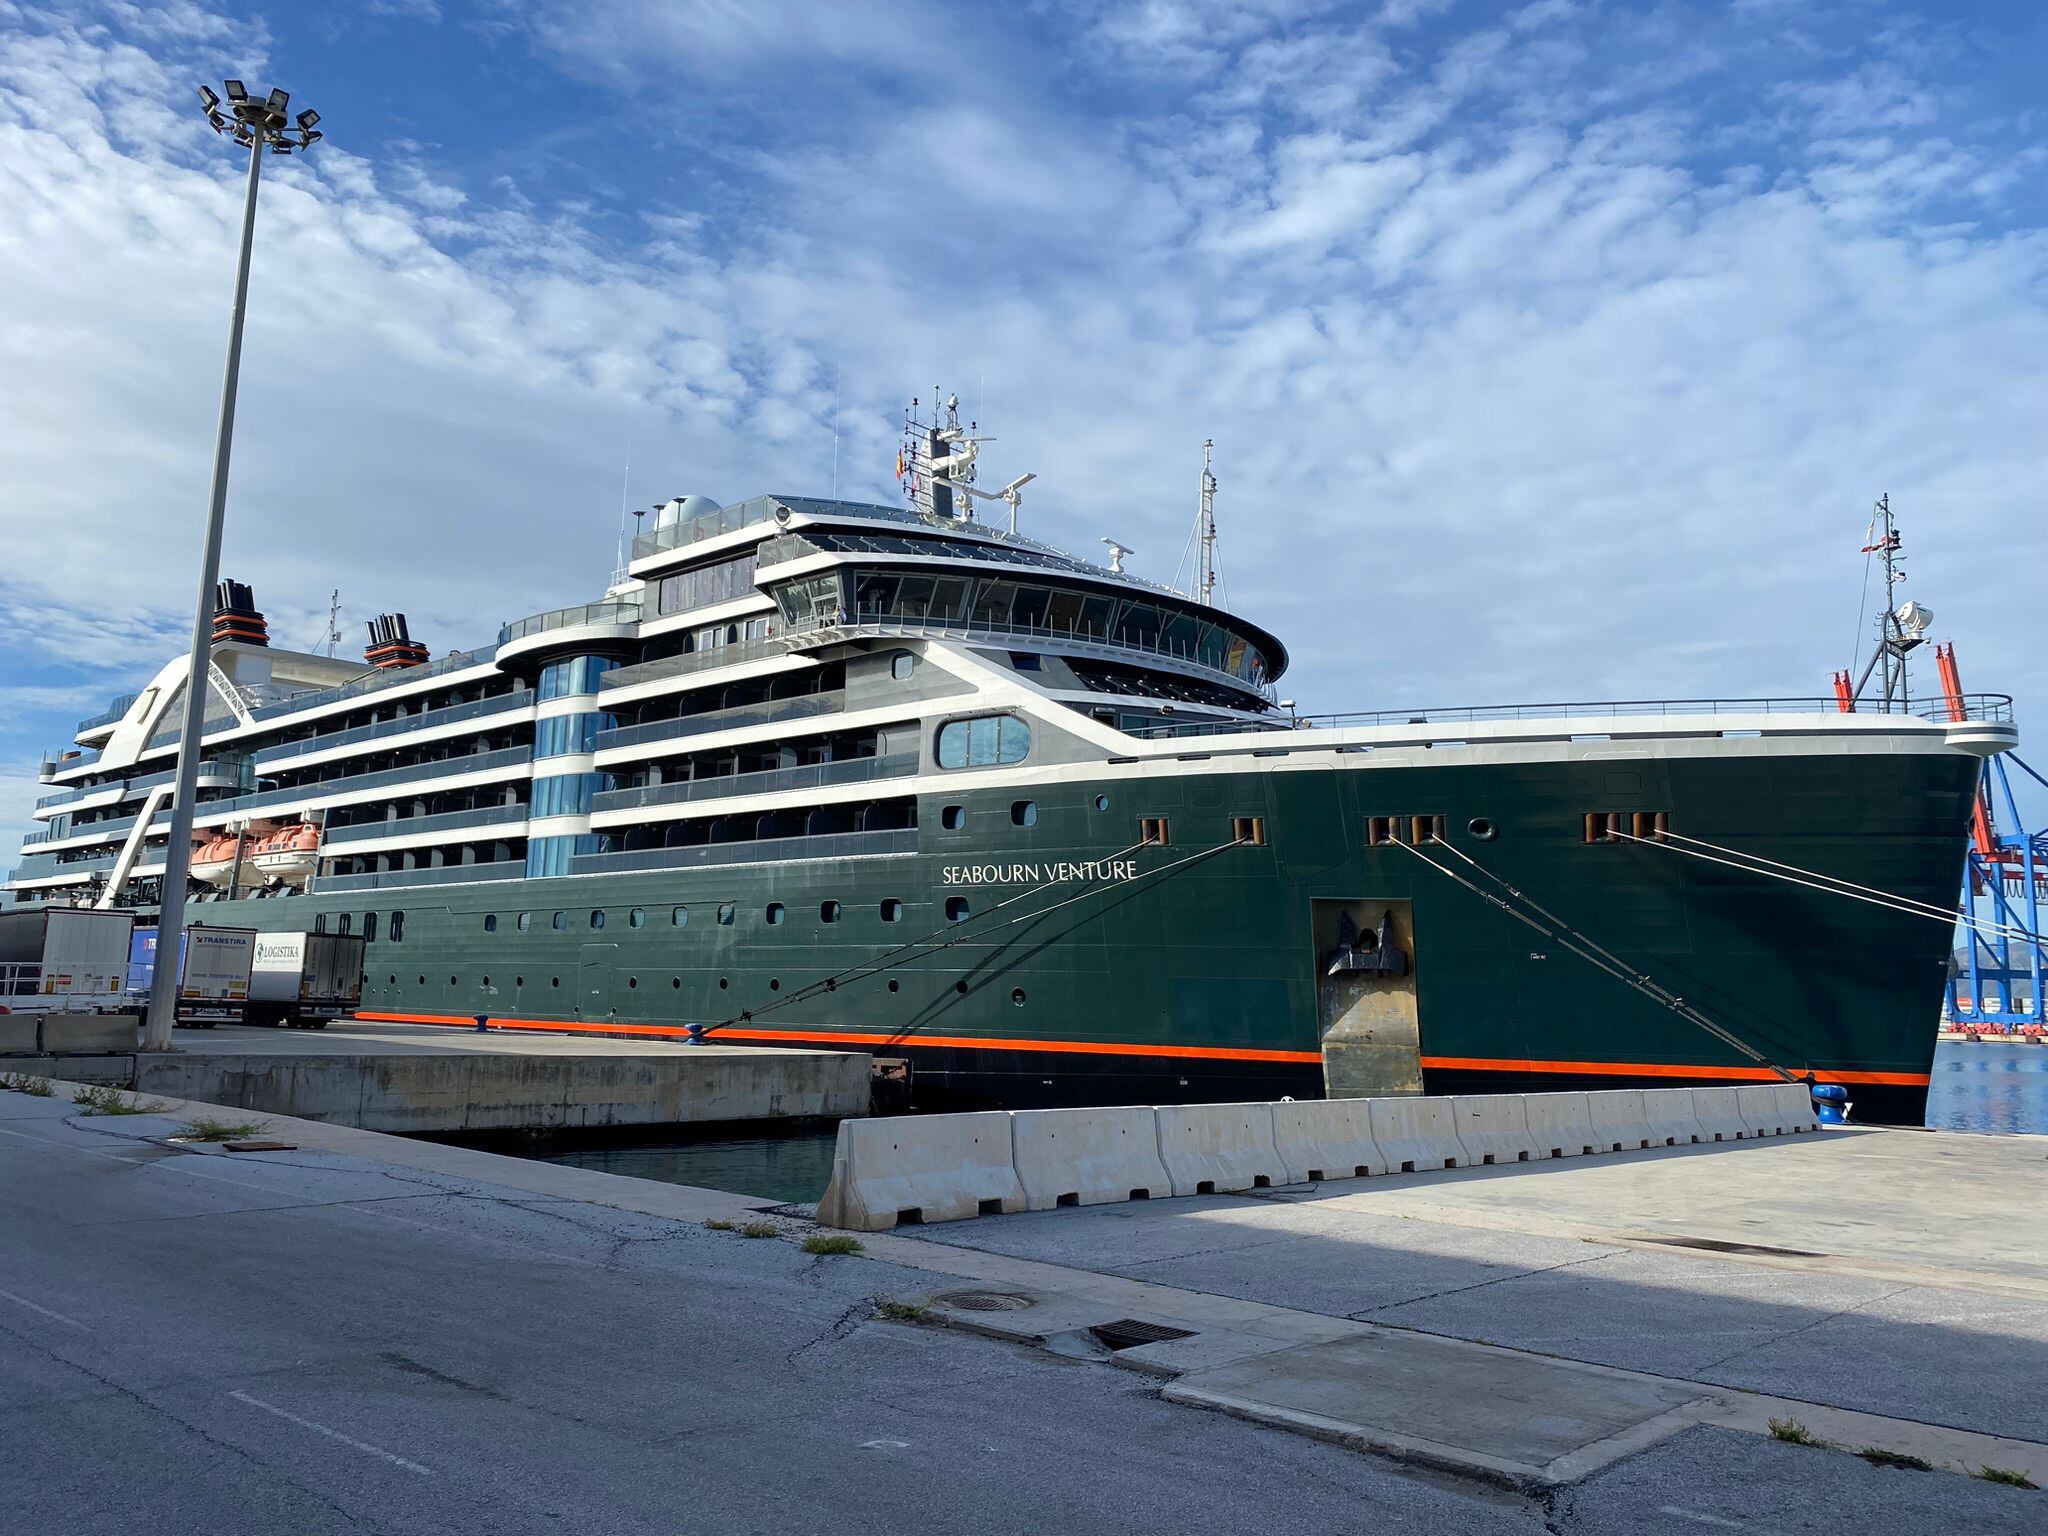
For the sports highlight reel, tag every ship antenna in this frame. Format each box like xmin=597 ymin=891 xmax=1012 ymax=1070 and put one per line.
xmin=1198 ymin=439 xmax=1221 ymax=605
xmin=321 ymin=589 xmax=341 ymax=657
xmin=1844 ymin=493 xmax=1932 ymax=711
xmin=611 ymin=428 xmax=634 ymax=590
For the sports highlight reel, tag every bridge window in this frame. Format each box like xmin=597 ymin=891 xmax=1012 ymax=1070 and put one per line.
xmin=936 ymin=714 xmax=1031 ymax=769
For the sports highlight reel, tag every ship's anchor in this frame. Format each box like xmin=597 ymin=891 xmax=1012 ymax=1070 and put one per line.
xmin=1324 ymin=910 xmax=1408 ymax=978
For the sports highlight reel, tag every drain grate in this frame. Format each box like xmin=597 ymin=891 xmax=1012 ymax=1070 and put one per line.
xmin=1636 ymin=1235 xmax=1826 ymax=1259
xmin=936 ymin=1290 xmax=1037 ymax=1312
xmin=1088 ymin=1319 xmax=1196 ymax=1351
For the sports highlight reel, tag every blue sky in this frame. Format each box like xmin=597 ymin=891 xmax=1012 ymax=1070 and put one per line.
xmin=1 ymin=0 xmax=2045 ymax=852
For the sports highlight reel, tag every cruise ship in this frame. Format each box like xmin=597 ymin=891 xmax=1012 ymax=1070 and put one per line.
xmin=10 ymin=398 xmax=2017 ymax=1123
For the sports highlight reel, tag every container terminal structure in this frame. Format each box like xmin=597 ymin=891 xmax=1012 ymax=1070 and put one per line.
xmin=9 ymin=400 xmax=2019 ymax=1122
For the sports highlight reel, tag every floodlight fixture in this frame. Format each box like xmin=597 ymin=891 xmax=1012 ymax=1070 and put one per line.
xmin=196 ymin=78 xmax=323 ymax=153
xmin=296 ymin=107 xmax=319 ymax=130
xmin=266 ymin=87 xmax=289 ymax=113
xmin=222 ymin=78 xmax=247 ymax=102
xmin=197 ymin=84 xmax=219 ymax=110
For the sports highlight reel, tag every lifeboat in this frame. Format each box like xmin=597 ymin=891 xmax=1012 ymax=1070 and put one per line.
xmin=251 ymin=822 xmax=320 ymax=887
xmin=189 ymin=833 xmax=243 ymax=888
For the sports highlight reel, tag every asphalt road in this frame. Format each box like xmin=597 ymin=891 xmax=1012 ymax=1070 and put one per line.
xmin=2 ymin=1090 xmax=2040 ymax=1535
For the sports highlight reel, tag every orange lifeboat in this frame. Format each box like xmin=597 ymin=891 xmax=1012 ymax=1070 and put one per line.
xmin=190 ymin=833 xmax=243 ymax=888
xmin=251 ymin=822 xmax=320 ymax=886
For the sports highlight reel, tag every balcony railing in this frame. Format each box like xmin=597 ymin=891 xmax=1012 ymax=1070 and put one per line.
xmin=249 ymin=646 xmax=502 ymax=723
xmin=324 ymin=802 xmax=529 ymax=846
xmin=599 ymin=635 xmax=787 ymax=694
xmin=253 ymin=689 xmax=534 ymax=766
xmin=595 ymin=692 xmax=845 ymax=754
xmin=314 ymin=860 xmax=525 ymax=894
xmin=570 ymin=826 xmax=916 ymax=876
xmin=630 ymin=495 xmax=780 ymax=562
xmin=593 ymin=752 xmax=916 ymax=815
xmin=499 ymin=600 xmax=641 ymax=646
xmin=204 ymin=745 xmax=532 ymax=818
xmin=76 ymin=694 xmax=139 ymax=734
xmin=1125 ymin=693 xmax=2022 ymax=740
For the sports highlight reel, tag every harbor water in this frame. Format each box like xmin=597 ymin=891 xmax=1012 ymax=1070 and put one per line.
xmin=517 ymin=1040 xmax=2048 ymax=1205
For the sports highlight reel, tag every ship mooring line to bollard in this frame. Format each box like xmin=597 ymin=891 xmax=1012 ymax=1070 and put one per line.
xmin=1613 ymin=827 xmax=2043 ymax=947
xmin=693 ymin=832 xmax=1246 ymax=1042
xmin=1392 ymin=838 xmax=1796 ymax=1081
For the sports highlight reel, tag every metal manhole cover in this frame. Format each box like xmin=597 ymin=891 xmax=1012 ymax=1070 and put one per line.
xmin=936 ymin=1290 xmax=1037 ymax=1312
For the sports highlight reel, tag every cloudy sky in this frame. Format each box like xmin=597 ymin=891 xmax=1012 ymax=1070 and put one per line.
xmin=2 ymin=0 xmax=2044 ymax=851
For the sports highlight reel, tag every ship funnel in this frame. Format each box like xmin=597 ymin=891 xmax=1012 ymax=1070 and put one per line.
xmin=211 ymin=579 xmax=269 ymax=647
xmin=364 ymin=612 xmax=429 ymax=669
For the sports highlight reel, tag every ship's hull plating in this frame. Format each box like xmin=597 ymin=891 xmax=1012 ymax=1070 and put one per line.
xmin=187 ymin=746 xmax=1978 ymax=1125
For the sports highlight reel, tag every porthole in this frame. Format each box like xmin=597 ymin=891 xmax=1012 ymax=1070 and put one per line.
xmin=941 ymin=805 xmax=965 ymax=830
xmin=1093 ymin=793 xmax=1110 ymax=812
xmin=1011 ymin=800 xmax=1037 ymax=827
xmin=387 ymin=974 xmax=396 ymax=985
xmin=880 ymin=899 xmax=902 ymax=923
xmin=718 ymin=977 xmax=729 ymax=990
xmin=629 ymin=907 xmax=645 ymax=928
xmin=671 ymin=977 xmax=681 ymax=989
xmin=551 ymin=976 xmax=560 ymax=988
xmin=417 ymin=975 xmax=426 ymax=986
xmin=628 ymin=976 xmax=639 ymax=989
xmin=484 ymin=913 xmax=497 ymax=933
xmin=590 ymin=909 xmax=605 ymax=930
xmin=1469 ymin=817 xmax=1498 ymax=841
xmin=1011 ymin=987 xmax=1026 ymax=1006
xmin=449 ymin=975 xmax=457 ymax=986
xmin=516 ymin=976 xmax=524 ymax=987
xmin=954 ymin=979 xmax=969 ymax=995
xmin=945 ymin=896 xmax=970 ymax=922
xmin=481 ymin=976 xmax=490 ymax=988
xmin=821 ymin=900 xmax=841 ymax=923
xmin=888 ymin=979 xmax=900 ymax=993
xmin=766 ymin=902 xmax=786 ymax=926
xmin=769 ymin=978 xmax=780 ymax=992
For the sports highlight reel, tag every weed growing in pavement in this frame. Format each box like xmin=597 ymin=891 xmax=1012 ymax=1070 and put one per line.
xmin=873 ymin=1301 xmax=928 ymax=1322
xmin=703 ymin=1218 xmax=736 ymax=1231
xmin=1768 ymin=1418 xmax=1822 ymax=1447
xmin=1978 ymin=1466 xmax=2038 ymax=1489
xmin=1 ymin=1073 xmax=53 ymax=1096
xmin=71 ymin=1085 xmax=167 ymax=1116
xmin=178 ymin=1118 xmax=271 ymax=1142
xmin=801 ymin=1234 xmax=862 ymax=1256
xmin=739 ymin=1221 xmax=778 ymax=1238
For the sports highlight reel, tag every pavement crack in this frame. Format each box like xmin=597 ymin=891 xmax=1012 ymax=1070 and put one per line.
xmin=1689 ymin=1283 xmax=1918 ymax=1375
xmin=1353 ymin=1248 xmax=1622 ymax=1317
xmin=787 ymin=1302 xmax=867 ymax=1365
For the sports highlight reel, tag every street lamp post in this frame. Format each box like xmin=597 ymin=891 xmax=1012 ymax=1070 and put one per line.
xmin=142 ymin=82 xmax=321 ymax=1051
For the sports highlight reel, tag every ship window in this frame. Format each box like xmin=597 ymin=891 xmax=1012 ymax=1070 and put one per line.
xmin=942 ymin=805 xmax=966 ymax=830
xmin=770 ymin=978 xmax=781 ymax=992
xmin=1012 ymin=987 xmax=1026 ymax=1006
xmin=671 ymin=977 xmax=681 ymax=988
xmin=766 ymin=903 xmax=786 ymax=925
xmin=946 ymin=896 xmax=970 ymax=922
xmin=719 ymin=977 xmax=729 ymax=989
xmin=880 ymin=899 xmax=903 ymax=923
xmin=628 ymin=976 xmax=638 ymax=989
xmin=391 ymin=911 xmax=405 ymax=941
xmin=484 ymin=914 xmax=497 ymax=933
xmin=821 ymin=900 xmax=841 ymax=923
xmin=551 ymin=976 xmax=560 ymax=988
xmin=552 ymin=910 xmax=567 ymax=930
xmin=888 ymin=979 xmax=899 ymax=992
xmin=629 ymin=907 xmax=645 ymax=928
xmin=517 ymin=912 xmax=531 ymax=931
xmin=1094 ymin=793 xmax=1110 ymax=812
xmin=891 ymin=652 xmax=915 ymax=680
xmin=717 ymin=902 xmax=735 ymax=925
xmin=362 ymin=912 xmax=378 ymax=942
xmin=337 ymin=913 xmax=352 ymax=935
xmin=590 ymin=909 xmax=605 ymax=929
xmin=1012 ymin=800 xmax=1037 ymax=828
xmin=936 ymin=714 xmax=1031 ymax=769
xmin=1141 ymin=817 xmax=1170 ymax=847
xmin=672 ymin=906 xmax=688 ymax=927
xmin=1232 ymin=817 xmax=1265 ymax=845
xmin=314 ymin=914 xmax=327 ymax=934
xmin=1468 ymin=817 xmax=1498 ymax=841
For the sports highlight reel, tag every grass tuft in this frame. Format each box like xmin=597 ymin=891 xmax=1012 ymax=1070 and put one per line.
xmin=874 ymin=1300 xmax=928 ymax=1322
xmin=739 ymin=1221 xmax=778 ymax=1239
xmin=177 ymin=1117 xmax=271 ymax=1143
xmin=703 ymin=1218 xmax=736 ymax=1231
xmin=801 ymin=1234 xmax=862 ymax=1256
xmin=1978 ymin=1466 xmax=2038 ymax=1489
xmin=72 ymin=1085 xmax=168 ymax=1116
xmin=1768 ymin=1417 xmax=1822 ymax=1447
xmin=1857 ymin=1447 xmax=1934 ymax=1472
xmin=1 ymin=1073 xmax=54 ymax=1097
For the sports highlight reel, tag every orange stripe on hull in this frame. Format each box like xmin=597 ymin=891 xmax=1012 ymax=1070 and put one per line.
xmin=1419 ymin=1055 xmax=1930 ymax=1088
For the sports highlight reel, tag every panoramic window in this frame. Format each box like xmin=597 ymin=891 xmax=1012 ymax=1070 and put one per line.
xmin=935 ymin=714 xmax=1031 ymax=769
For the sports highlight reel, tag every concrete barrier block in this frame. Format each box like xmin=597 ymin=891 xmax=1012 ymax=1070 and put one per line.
xmin=1521 ymin=1091 xmax=1598 ymax=1158
xmin=1368 ymin=1095 xmax=1459 ymax=1172
xmin=1448 ymin=1093 xmax=1538 ymax=1166
xmin=1687 ymin=1086 xmax=1750 ymax=1142
xmin=1273 ymin=1098 xmax=1387 ymax=1183
xmin=815 ymin=1111 xmax=1024 ymax=1232
xmin=1584 ymin=1088 xmax=1658 ymax=1152
xmin=1155 ymin=1102 xmax=1283 ymax=1196
xmin=1771 ymin=1081 xmax=1819 ymax=1133
xmin=1011 ymin=1106 xmax=1171 ymax=1210
xmin=0 ymin=1015 xmax=40 ymax=1054
xmin=1736 ymin=1083 xmax=1802 ymax=1137
xmin=38 ymin=1012 xmax=138 ymax=1055
xmin=1639 ymin=1086 xmax=1708 ymax=1145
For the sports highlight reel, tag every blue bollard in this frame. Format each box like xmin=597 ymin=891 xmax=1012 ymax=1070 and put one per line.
xmin=474 ymin=1013 xmax=490 ymax=1034
xmin=1810 ymin=1082 xmax=1850 ymax=1125
xmin=685 ymin=1023 xmax=708 ymax=1045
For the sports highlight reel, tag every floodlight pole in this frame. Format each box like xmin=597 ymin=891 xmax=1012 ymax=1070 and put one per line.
xmin=141 ymin=120 xmax=268 ymax=1051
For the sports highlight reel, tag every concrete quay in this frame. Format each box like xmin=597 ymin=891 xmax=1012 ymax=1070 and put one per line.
xmin=3 ymin=1075 xmax=2044 ymax=1535
xmin=6 ymin=1019 xmax=871 ymax=1134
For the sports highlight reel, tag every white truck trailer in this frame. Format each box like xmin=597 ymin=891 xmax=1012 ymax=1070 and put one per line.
xmin=126 ymin=924 xmax=258 ymax=1027
xmin=0 ymin=908 xmax=137 ymax=1014
xmin=248 ymin=930 xmax=366 ymax=1029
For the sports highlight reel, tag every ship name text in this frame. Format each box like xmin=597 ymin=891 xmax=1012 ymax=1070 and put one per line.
xmin=939 ymin=859 xmax=1139 ymax=888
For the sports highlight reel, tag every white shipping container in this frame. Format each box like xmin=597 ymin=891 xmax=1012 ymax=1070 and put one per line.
xmin=179 ymin=927 xmax=255 ymax=1003
xmin=0 ymin=908 xmax=136 ymax=1011
xmin=248 ymin=931 xmax=365 ymax=1024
